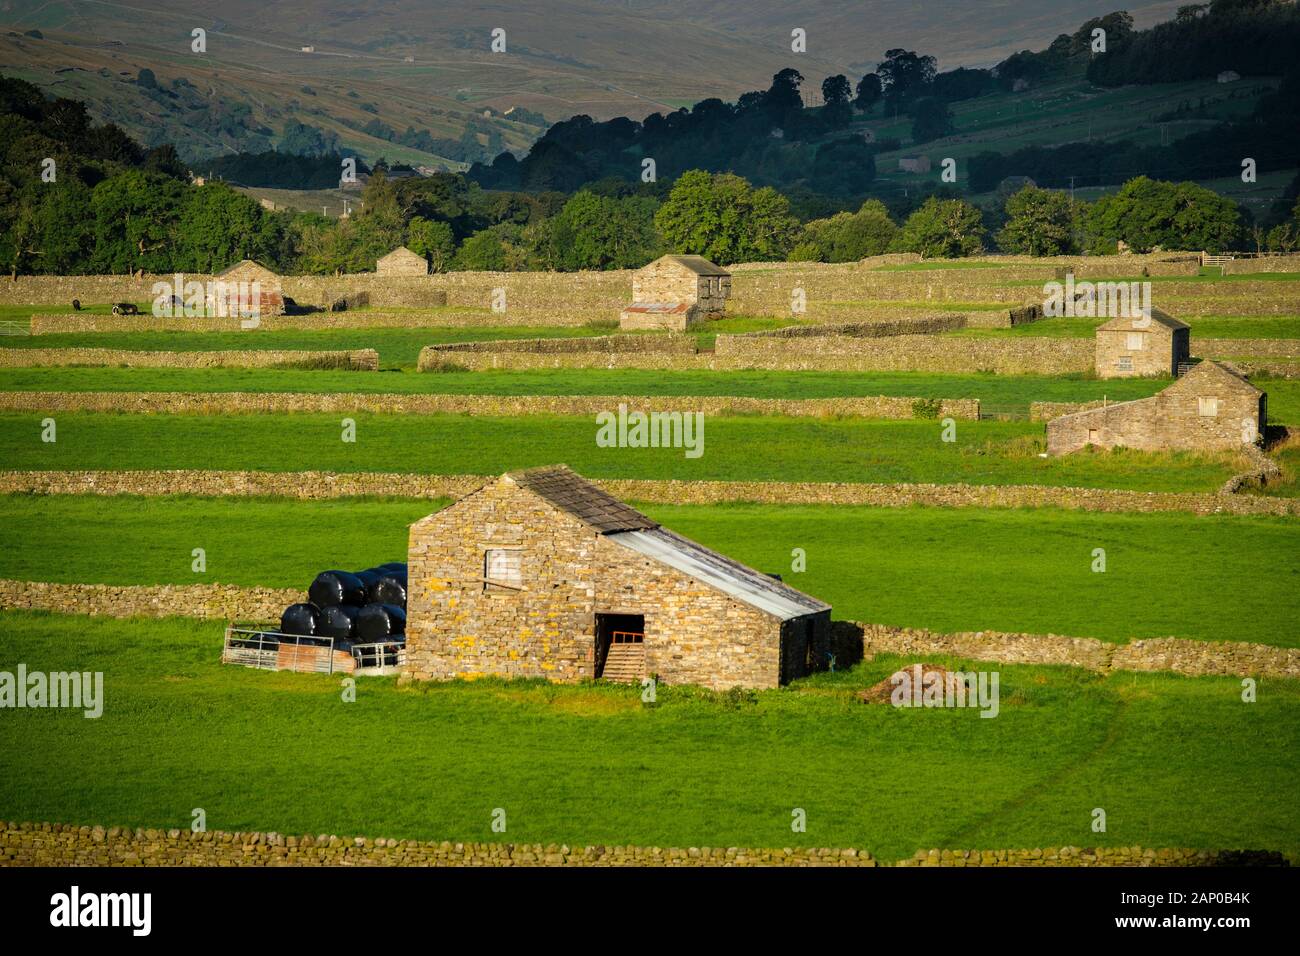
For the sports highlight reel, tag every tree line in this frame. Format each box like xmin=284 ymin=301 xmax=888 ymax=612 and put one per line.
xmin=4 ymin=72 xmax=1299 ymax=278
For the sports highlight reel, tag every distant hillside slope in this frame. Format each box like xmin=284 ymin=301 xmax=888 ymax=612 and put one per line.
xmin=1 ymin=0 xmax=1181 ymax=162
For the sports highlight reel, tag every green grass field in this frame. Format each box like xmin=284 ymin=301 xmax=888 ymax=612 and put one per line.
xmin=0 ymin=412 xmax=1249 ymax=491
xmin=9 ymin=366 xmax=1300 ymax=425
xmin=0 ymin=314 xmax=801 ymax=360
xmin=2 ymin=496 xmax=1296 ymax=646
xmin=0 ymin=365 xmax=1177 ymax=403
xmin=0 ymin=611 xmax=1294 ymax=857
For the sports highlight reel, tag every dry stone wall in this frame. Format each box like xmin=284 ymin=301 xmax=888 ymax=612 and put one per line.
xmin=415 ymin=332 xmax=1093 ymax=374
xmin=30 ymin=311 xmax=492 ymax=334
xmin=419 ymin=334 xmax=698 ymax=370
xmin=713 ymin=333 xmax=1092 ymax=373
xmin=0 ymin=579 xmax=298 ymax=622
xmin=0 ymin=390 xmax=981 ymax=421
xmin=2 ymin=581 xmax=1296 ymax=679
xmin=843 ymin=620 xmax=1300 ymax=679
xmin=742 ymin=314 xmax=967 ymax=337
xmin=5 ymin=822 xmax=1282 ymax=867
xmin=0 ymin=348 xmax=378 ymax=370
xmin=4 ymin=471 xmax=1296 ymax=516
xmin=1220 ymin=254 xmax=1300 ymax=274
xmin=1197 ymin=339 xmax=1300 ymax=359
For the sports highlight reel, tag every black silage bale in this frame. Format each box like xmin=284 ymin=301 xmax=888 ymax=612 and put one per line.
xmin=355 ymin=604 xmax=406 ymax=643
xmin=308 ymin=570 xmax=367 ymax=608
xmin=318 ymin=604 xmax=359 ymax=640
xmin=354 ymin=568 xmax=382 ymax=589
xmin=369 ymin=571 xmax=407 ymax=609
xmin=378 ymin=562 xmax=407 ymax=574
xmin=280 ymin=603 xmax=321 ymax=636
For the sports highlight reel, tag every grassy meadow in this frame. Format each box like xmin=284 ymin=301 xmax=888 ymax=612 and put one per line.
xmin=2 ymin=495 xmax=1296 ymax=646
xmin=0 ymin=611 xmax=1294 ymax=859
xmin=0 ymin=312 xmax=800 ymax=360
xmin=0 ymin=411 xmax=1251 ymax=491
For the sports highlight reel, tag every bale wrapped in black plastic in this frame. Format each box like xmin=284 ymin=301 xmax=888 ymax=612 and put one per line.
xmin=280 ymin=603 xmax=321 ymax=636
xmin=368 ymin=570 xmax=407 ymax=609
xmin=378 ymin=562 xmax=407 ymax=574
xmin=356 ymin=603 xmax=406 ymax=643
xmin=308 ymin=570 xmax=367 ymax=608
xmin=318 ymin=604 xmax=359 ymax=640
xmin=353 ymin=568 xmax=382 ymax=593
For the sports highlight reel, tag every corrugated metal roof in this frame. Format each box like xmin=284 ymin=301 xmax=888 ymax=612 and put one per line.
xmin=509 ymin=465 xmax=658 ymax=533
xmin=607 ymin=527 xmax=829 ymax=621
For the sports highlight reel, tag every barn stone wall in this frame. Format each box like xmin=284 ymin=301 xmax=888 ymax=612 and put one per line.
xmin=632 ymin=259 xmax=730 ymax=318
xmin=1095 ymin=323 xmax=1188 ymax=378
xmin=404 ymin=478 xmax=795 ymax=690
xmin=1047 ymin=371 xmax=1262 ymax=455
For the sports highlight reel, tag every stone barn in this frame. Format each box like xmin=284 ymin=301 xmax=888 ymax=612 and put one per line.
xmin=404 ymin=466 xmax=830 ymax=690
xmin=619 ymin=255 xmax=731 ymax=331
xmin=1047 ymin=361 xmax=1265 ymax=455
xmin=376 ymin=245 xmax=429 ymax=276
xmin=212 ymin=259 xmax=285 ymax=317
xmin=1095 ymin=308 xmax=1190 ymax=378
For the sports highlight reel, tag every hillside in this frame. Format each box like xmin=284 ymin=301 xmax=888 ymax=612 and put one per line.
xmin=2 ymin=0 xmax=1183 ymax=165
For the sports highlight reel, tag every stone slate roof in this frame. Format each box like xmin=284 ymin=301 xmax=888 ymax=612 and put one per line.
xmin=1096 ymin=307 xmax=1189 ymax=332
xmin=378 ymin=245 xmax=424 ymax=263
xmin=508 ymin=465 xmax=658 ymax=534
xmin=1169 ymin=359 xmax=1262 ymax=396
xmin=648 ymin=254 xmax=730 ymax=277
xmin=214 ymin=259 xmax=279 ymax=282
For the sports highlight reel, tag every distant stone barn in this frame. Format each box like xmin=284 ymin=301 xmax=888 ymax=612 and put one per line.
xmin=376 ymin=245 xmax=429 ymax=276
xmin=212 ymin=259 xmax=285 ymax=317
xmin=404 ymin=466 xmax=830 ymax=690
xmin=1095 ymin=308 xmax=1190 ymax=378
xmin=1047 ymin=360 xmax=1266 ymax=455
xmin=619 ymin=254 xmax=731 ymax=331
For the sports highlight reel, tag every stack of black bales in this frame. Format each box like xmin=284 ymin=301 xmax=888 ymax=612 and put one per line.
xmin=274 ymin=563 xmax=407 ymax=658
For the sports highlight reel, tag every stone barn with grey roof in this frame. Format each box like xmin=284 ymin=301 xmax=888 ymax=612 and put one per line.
xmin=619 ymin=254 xmax=731 ymax=331
xmin=1095 ymin=307 xmax=1190 ymax=378
xmin=404 ymin=466 xmax=830 ymax=690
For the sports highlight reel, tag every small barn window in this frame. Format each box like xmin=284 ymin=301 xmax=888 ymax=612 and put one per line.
xmin=1126 ymin=333 xmax=1144 ymax=350
xmin=1087 ymin=428 xmax=1099 ymax=443
xmin=484 ymin=549 xmax=522 ymax=592
xmin=1116 ymin=356 xmax=1133 ymax=372
xmin=1198 ymin=397 xmax=1219 ymax=417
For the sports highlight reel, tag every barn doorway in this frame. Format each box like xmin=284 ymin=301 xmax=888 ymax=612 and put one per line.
xmin=595 ymin=613 xmax=645 ymax=682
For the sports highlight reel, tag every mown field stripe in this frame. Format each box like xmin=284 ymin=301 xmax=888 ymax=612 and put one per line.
xmin=2 ymin=470 xmax=1295 ymax=515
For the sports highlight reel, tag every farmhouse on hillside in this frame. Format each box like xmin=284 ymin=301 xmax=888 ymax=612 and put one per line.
xmin=213 ymin=259 xmax=285 ymax=316
xmin=403 ymin=466 xmax=830 ymax=690
xmin=376 ymin=245 xmax=430 ymax=276
xmin=1047 ymin=360 xmax=1265 ymax=455
xmin=619 ymin=254 xmax=731 ymax=331
xmin=1095 ymin=307 xmax=1190 ymax=378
